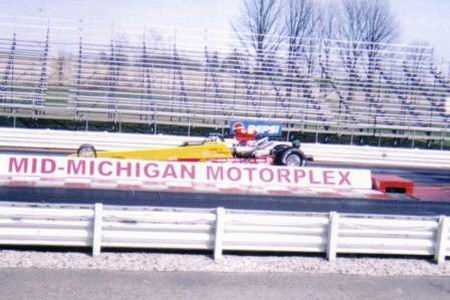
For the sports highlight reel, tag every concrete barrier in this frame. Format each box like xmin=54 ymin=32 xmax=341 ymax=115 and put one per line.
xmin=0 ymin=154 xmax=374 ymax=195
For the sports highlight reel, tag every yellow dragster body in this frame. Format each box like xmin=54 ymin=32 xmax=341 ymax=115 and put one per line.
xmin=92 ymin=140 xmax=233 ymax=161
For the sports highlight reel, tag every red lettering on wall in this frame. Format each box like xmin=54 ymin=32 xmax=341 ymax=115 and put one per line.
xmin=41 ymin=159 xmax=56 ymax=174
xmin=260 ymin=168 xmax=274 ymax=182
xmin=31 ymin=158 xmax=37 ymax=174
xmin=207 ymin=166 xmax=223 ymax=181
xmin=89 ymin=160 xmax=95 ymax=176
xmin=98 ymin=161 xmax=112 ymax=176
xmin=143 ymin=163 xmax=159 ymax=178
xmin=338 ymin=171 xmax=351 ymax=186
xmin=162 ymin=164 xmax=177 ymax=179
xmin=323 ymin=170 xmax=335 ymax=185
xmin=67 ymin=160 xmax=86 ymax=175
xmin=277 ymin=168 xmax=291 ymax=184
xmin=180 ymin=164 xmax=196 ymax=180
xmin=116 ymin=162 xmax=132 ymax=177
xmin=294 ymin=169 xmax=306 ymax=183
xmin=135 ymin=162 xmax=141 ymax=178
xmin=242 ymin=167 xmax=257 ymax=182
xmin=8 ymin=157 xmax=28 ymax=173
xmin=309 ymin=170 xmax=321 ymax=184
xmin=227 ymin=167 xmax=242 ymax=181
xmin=3 ymin=155 xmax=365 ymax=191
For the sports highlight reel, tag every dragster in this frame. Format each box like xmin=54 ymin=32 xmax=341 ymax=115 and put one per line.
xmin=74 ymin=124 xmax=314 ymax=167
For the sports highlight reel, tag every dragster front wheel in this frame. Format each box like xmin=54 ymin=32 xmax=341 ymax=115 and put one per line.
xmin=77 ymin=144 xmax=97 ymax=158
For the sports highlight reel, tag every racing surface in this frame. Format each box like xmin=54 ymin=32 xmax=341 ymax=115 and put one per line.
xmin=1 ymin=186 xmax=450 ymax=216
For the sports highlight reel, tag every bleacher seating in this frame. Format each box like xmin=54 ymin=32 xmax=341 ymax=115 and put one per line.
xmin=0 ymin=24 xmax=448 ymax=143
xmin=0 ymin=32 xmax=49 ymax=115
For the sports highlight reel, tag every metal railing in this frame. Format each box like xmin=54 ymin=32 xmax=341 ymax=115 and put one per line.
xmin=0 ymin=202 xmax=448 ymax=264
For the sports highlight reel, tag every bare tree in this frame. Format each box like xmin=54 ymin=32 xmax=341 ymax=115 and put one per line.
xmin=316 ymin=2 xmax=348 ymax=117
xmin=232 ymin=0 xmax=283 ymax=114
xmin=284 ymin=0 xmax=317 ymax=85
xmin=317 ymin=1 xmax=340 ymax=42
xmin=404 ymin=41 xmax=431 ymax=81
xmin=284 ymin=0 xmax=317 ymax=56
xmin=339 ymin=0 xmax=398 ymax=119
xmin=283 ymin=0 xmax=320 ymax=115
xmin=144 ymin=29 xmax=164 ymax=50
xmin=316 ymin=1 xmax=340 ymax=74
xmin=402 ymin=42 xmax=436 ymax=117
xmin=232 ymin=0 xmax=283 ymax=66
xmin=340 ymin=0 xmax=398 ymax=79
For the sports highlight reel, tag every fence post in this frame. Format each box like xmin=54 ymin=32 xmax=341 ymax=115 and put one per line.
xmin=188 ymin=118 xmax=191 ymax=136
xmin=434 ymin=216 xmax=449 ymax=265
xmin=92 ymin=203 xmax=103 ymax=256
xmin=327 ymin=211 xmax=339 ymax=262
xmin=214 ymin=207 xmax=226 ymax=262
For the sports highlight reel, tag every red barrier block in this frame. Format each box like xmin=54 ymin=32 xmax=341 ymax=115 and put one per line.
xmin=372 ymin=174 xmax=414 ymax=196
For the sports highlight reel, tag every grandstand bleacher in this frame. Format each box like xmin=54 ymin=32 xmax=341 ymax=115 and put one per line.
xmin=0 ymin=22 xmax=449 ymax=147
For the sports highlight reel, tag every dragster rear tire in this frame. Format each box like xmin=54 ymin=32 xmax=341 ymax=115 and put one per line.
xmin=279 ymin=149 xmax=305 ymax=167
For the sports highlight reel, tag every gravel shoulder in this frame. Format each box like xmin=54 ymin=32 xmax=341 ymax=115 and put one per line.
xmin=1 ymin=250 xmax=450 ymax=277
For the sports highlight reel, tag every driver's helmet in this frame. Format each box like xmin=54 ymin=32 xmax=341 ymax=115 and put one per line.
xmin=233 ymin=122 xmax=256 ymax=143
xmin=233 ymin=122 xmax=245 ymax=134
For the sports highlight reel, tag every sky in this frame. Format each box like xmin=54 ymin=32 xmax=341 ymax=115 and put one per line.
xmin=0 ymin=0 xmax=450 ymax=61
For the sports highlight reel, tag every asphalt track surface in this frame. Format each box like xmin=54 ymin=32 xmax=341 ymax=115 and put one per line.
xmin=2 ymin=186 xmax=450 ymax=216
xmin=2 ymin=268 xmax=450 ymax=300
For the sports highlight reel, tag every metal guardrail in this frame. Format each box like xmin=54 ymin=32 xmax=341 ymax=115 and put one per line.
xmin=0 ymin=202 xmax=448 ymax=264
xmin=0 ymin=128 xmax=449 ymax=169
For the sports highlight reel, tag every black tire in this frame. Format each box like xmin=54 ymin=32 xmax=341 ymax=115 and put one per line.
xmin=280 ymin=149 xmax=304 ymax=167
xmin=77 ymin=144 xmax=97 ymax=158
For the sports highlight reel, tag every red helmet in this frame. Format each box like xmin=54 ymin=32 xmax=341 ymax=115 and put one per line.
xmin=233 ymin=122 xmax=246 ymax=133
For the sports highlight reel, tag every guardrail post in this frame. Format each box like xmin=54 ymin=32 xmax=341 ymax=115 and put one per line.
xmin=434 ymin=216 xmax=449 ymax=265
xmin=214 ymin=207 xmax=225 ymax=262
xmin=327 ymin=211 xmax=339 ymax=262
xmin=92 ymin=203 xmax=103 ymax=256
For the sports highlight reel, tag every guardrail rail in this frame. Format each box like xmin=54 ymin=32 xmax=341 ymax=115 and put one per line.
xmin=0 ymin=202 xmax=448 ymax=265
